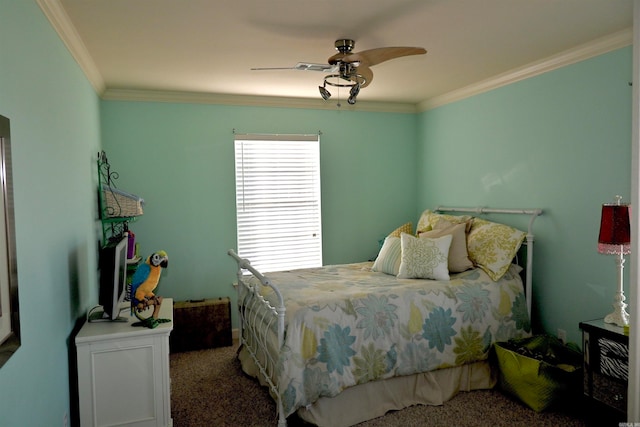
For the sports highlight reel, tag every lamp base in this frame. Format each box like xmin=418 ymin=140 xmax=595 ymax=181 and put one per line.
xmin=604 ymin=291 xmax=629 ymax=327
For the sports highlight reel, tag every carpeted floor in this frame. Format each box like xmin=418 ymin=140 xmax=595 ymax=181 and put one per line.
xmin=169 ymin=343 xmax=610 ymax=427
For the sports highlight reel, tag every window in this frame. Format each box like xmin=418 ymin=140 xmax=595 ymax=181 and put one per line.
xmin=234 ymin=133 xmax=322 ymax=272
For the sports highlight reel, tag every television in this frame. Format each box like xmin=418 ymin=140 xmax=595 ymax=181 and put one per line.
xmin=89 ymin=233 xmax=129 ymax=322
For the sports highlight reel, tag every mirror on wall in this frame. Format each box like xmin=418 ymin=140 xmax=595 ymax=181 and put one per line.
xmin=0 ymin=114 xmax=20 ymax=368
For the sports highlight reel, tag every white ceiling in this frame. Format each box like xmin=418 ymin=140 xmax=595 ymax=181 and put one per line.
xmin=45 ymin=0 xmax=633 ymax=109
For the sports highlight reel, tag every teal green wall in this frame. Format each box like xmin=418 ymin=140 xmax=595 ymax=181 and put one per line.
xmin=0 ymin=1 xmax=101 ymax=426
xmin=418 ymin=47 xmax=632 ymax=344
xmin=100 ymin=102 xmax=419 ymax=326
xmin=0 ymin=1 xmax=632 ymax=424
xmin=100 ymin=48 xmax=633 ymax=347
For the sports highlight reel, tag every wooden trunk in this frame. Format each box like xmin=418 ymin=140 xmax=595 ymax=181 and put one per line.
xmin=170 ymin=297 xmax=232 ymax=352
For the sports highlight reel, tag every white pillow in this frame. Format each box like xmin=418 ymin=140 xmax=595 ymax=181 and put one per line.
xmin=372 ymin=236 xmax=402 ymax=275
xmin=398 ymin=232 xmax=452 ymax=280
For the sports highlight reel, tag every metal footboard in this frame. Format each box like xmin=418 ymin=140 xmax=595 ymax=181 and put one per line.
xmin=228 ymin=249 xmax=287 ymax=427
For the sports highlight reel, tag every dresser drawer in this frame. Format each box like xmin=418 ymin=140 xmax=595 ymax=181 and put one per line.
xmin=592 ymin=371 xmax=627 ymax=413
xmin=580 ymin=319 xmax=629 ymax=417
xmin=597 ymin=337 xmax=628 ymax=381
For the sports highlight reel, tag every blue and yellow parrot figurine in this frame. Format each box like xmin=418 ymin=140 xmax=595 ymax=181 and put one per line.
xmin=130 ymin=250 xmax=170 ymax=328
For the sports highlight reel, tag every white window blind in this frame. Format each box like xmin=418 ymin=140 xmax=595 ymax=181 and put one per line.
xmin=234 ymin=133 xmax=322 ymax=272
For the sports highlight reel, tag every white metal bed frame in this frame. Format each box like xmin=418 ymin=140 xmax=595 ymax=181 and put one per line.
xmin=228 ymin=249 xmax=287 ymax=426
xmin=228 ymin=206 xmax=542 ymax=427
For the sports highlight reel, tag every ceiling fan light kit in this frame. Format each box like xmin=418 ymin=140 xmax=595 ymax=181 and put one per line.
xmin=348 ymin=83 xmax=360 ymax=105
xmin=254 ymin=39 xmax=426 ymax=106
xmin=318 ymin=83 xmax=331 ymax=100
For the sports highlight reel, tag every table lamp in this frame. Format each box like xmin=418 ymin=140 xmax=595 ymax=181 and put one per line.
xmin=598 ymin=195 xmax=631 ymax=327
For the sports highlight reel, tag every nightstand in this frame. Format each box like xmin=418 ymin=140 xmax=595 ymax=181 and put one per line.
xmin=579 ymin=319 xmax=628 ymax=418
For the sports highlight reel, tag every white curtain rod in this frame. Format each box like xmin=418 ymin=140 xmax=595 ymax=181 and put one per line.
xmin=232 ymin=129 xmax=322 ymax=138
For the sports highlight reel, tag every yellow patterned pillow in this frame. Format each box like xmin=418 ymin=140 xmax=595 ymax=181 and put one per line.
xmin=387 ymin=222 xmax=413 ymax=237
xmin=416 ymin=209 xmax=472 ymax=234
xmin=467 ymin=218 xmax=526 ymax=281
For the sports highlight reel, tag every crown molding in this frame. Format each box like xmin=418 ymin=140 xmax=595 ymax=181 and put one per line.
xmin=36 ymin=0 xmax=414 ymax=113
xmin=100 ymin=88 xmax=419 ymax=113
xmin=37 ymin=0 xmax=105 ymax=94
xmin=39 ymin=0 xmax=631 ymax=114
xmin=418 ymin=28 xmax=633 ymax=112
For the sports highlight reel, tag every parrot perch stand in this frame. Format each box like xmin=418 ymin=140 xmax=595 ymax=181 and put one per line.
xmin=132 ymin=295 xmax=171 ymax=329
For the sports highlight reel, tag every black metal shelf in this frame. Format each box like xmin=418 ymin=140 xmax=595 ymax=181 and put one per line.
xmin=97 ymin=151 xmax=142 ymax=245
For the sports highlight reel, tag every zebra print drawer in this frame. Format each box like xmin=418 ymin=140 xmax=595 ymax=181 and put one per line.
xmin=598 ymin=337 xmax=628 ymax=381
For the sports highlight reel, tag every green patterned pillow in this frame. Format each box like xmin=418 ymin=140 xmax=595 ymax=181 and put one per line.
xmin=416 ymin=209 xmax=472 ymax=234
xmin=372 ymin=236 xmax=402 ymax=275
xmin=398 ymin=232 xmax=452 ymax=280
xmin=467 ymin=218 xmax=527 ymax=281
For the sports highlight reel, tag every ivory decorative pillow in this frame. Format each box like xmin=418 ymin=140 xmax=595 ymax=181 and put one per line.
xmin=420 ymin=221 xmax=473 ymax=273
xmin=398 ymin=232 xmax=452 ymax=280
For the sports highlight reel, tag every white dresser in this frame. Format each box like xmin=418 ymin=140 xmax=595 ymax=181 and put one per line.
xmin=76 ymin=298 xmax=173 ymax=427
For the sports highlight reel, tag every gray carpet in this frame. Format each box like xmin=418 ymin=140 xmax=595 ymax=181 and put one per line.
xmin=169 ymin=344 xmax=598 ymax=427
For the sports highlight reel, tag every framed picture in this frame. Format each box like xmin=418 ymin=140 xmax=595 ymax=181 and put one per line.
xmin=0 ymin=114 xmax=20 ymax=368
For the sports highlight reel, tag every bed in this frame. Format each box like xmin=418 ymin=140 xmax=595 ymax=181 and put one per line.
xmin=228 ymin=207 xmax=543 ymax=426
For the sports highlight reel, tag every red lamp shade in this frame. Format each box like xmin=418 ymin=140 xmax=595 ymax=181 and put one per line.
xmin=598 ymin=203 xmax=631 ymax=255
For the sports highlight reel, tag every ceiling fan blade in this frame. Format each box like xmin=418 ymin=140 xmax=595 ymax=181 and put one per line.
xmin=252 ymin=63 xmax=338 ymax=72
xmin=351 ymin=65 xmax=373 ymax=88
xmin=293 ymin=62 xmax=338 ymax=72
xmin=346 ymin=47 xmax=426 ymax=67
xmin=327 ymin=52 xmax=349 ymax=65
xmin=251 ymin=67 xmax=298 ymax=71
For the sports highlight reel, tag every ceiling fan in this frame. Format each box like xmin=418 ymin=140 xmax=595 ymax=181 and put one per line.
xmin=252 ymin=39 xmax=427 ymax=104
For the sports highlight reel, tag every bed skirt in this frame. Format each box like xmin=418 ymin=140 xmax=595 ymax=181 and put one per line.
xmin=238 ymin=345 xmax=497 ymax=427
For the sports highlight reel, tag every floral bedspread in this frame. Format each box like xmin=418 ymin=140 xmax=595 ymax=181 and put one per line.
xmin=243 ymin=262 xmax=531 ymax=417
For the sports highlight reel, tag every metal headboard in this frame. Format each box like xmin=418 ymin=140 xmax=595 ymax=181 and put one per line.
xmin=434 ymin=206 xmax=543 ymax=319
